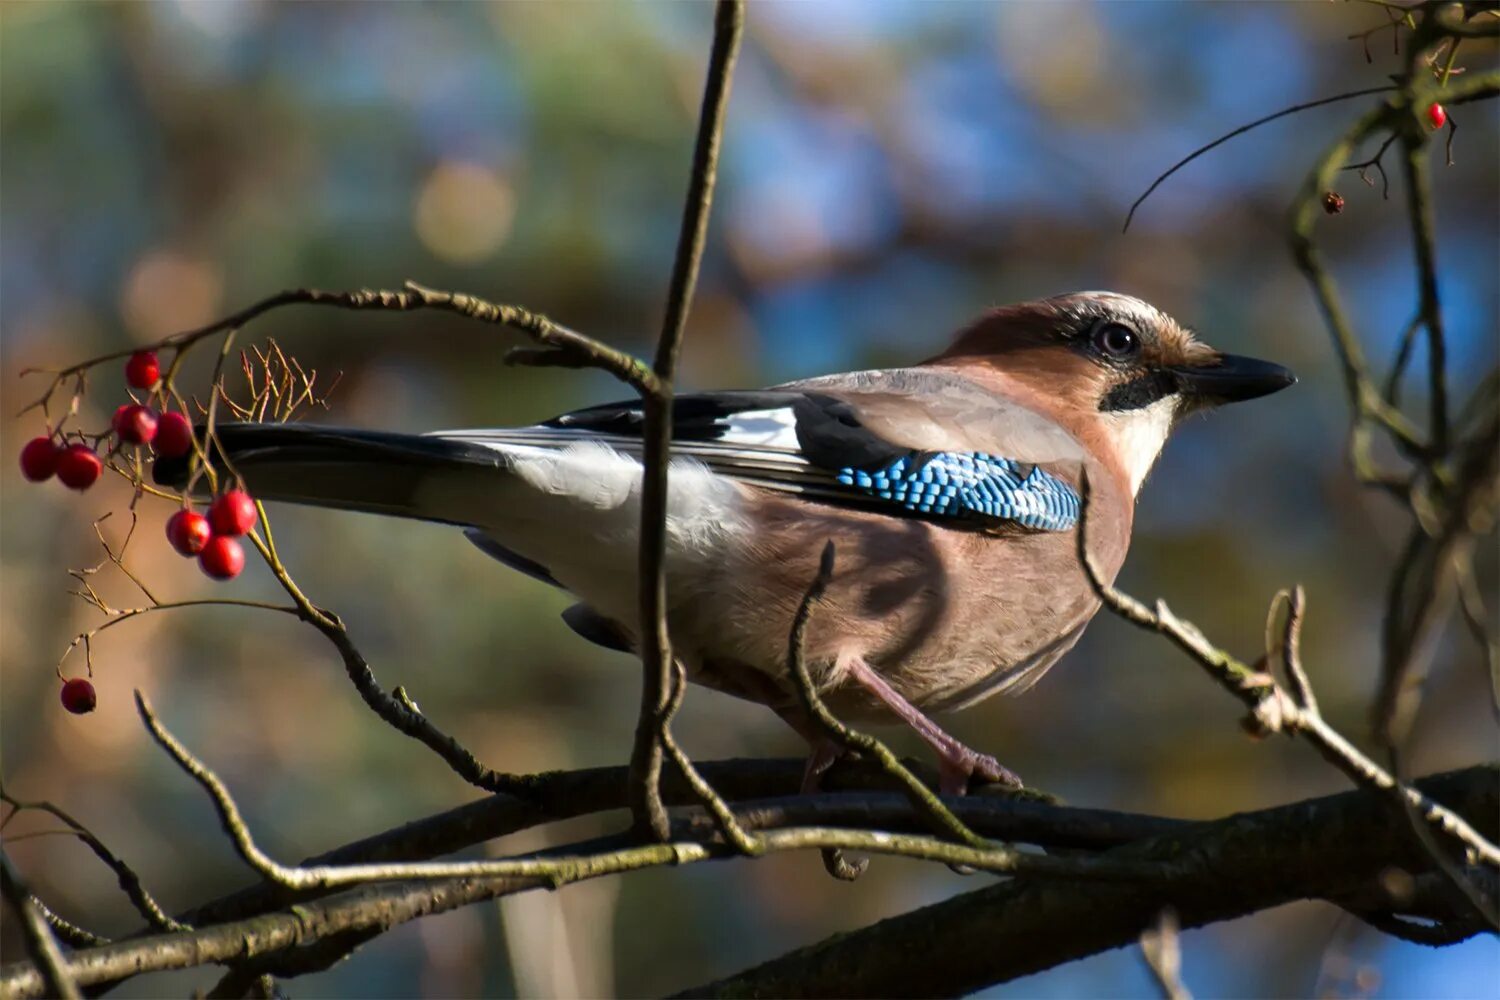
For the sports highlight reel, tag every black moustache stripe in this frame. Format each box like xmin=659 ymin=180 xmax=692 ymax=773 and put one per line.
xmin=1099 ymin=370 xmax=1180 ymax=412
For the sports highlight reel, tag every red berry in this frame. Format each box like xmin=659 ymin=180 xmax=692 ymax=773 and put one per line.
xmin=19 ymin=436 xmax=60 ymax=482
xmin=209 ymin=489 xmax=258 ymax=536
xmin=199 ymin=535 xmax=245 ymax=580
xmin=166 ymin=510 xmax=212 ymax=556
xmin=60 ymin=678 xmax=97 ymax=715
xmin=112 ymin=403 xmax=159 ymax=445
xmin=125 ymin=350 xmax=160 ymax=389
xmin=154 ymin=411 xmax=194 ymax=459
xmin=56 ymin=444 xmax=102 ymax=490
xmin=1428 ymin=103 xmax=1447 ymax=129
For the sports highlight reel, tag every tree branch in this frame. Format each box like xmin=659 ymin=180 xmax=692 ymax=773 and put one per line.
xmin=630 ymin=0 xmax=745 ymax=841
xmin=677 ymin=766 xmax=1498 ymax=999
xmin=6 ymin=767 xmax=1490 ymax=1000
xmin=0 ymin=852 xmax=79 ymax=1000
xmin=1074 ymin=475 xmax=1500 ymax=870
xmin=169 ymin=757 xmax=1183 ymax=932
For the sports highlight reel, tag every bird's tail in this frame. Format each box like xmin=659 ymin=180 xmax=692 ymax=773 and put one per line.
xmin=151 ymin=423 xmax=509 ymax=526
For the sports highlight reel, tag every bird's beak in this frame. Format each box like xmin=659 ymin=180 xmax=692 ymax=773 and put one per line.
xmin=1171 ymin=354 xmax=1296 ymax=406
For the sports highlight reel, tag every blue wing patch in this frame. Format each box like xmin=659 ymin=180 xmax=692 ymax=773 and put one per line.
xmin=835 ymin=453 xmax=1079 ymax=531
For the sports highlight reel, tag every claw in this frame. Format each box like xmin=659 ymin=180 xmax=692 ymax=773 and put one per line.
xmin=938 ymin=749 xmax=1023 ymax=795
xmin=800 ymin=738 xmax=845 ymax=794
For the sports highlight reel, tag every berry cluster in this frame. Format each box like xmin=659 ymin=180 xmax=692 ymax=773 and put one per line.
xmin=167 ymin=489 xmax=256 ymax=580
xmin=20 ymin=349 xmax=264 ymax=713
xmin=19 ymin=351 xmax=194 ymax=493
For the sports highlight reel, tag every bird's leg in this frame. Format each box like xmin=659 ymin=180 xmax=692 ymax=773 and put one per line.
xmin=839 ymin=654 xmax=1023 ymax=794
xmin=766 ymin=703 xmax=851 ymax=793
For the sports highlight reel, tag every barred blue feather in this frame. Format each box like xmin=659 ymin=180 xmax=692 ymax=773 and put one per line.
xmin=835 ymin=453 xmax=1079 ymax=531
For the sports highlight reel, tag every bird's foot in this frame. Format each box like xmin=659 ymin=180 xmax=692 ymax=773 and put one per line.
xmin=838 ymin=652 xmax=1022 ymax=796
xmin=936 ymin=746 xmax=1024 ymax=796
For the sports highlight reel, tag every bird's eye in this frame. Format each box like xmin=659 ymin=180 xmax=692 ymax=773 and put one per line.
xmin=1092 ymin=322 xmax=1139 ymax=359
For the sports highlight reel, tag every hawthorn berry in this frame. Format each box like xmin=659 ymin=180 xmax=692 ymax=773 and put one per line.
xmin=1428 ymin=103 xmax=1447 ymax=129
xmin=56 ymin=444 xmax=102 ymax=490
xmin=60 ymin=678 xmax=97 ymax=715
xmin=199 ymin=535 xmax=246 ymax=580
xmin=112 ymin=403 xmax=159 ymax=445
xmin=154 ymin=411 xmax=194 ymax=459
xmin=209 ymin=489 xmax=258 ymax=537
xmin=125 ymin=350 xmax=160 ymax=389
xmin=19 ymin=436 xmax=60 ymax=482
xmin=166 ymin=510 xmax=212 ymax=556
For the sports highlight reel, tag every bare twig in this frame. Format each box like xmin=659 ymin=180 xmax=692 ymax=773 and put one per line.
xmin=1374 ymin=413 xmax=1498 ymax=748
xmin=1123 ymin=86 xmax=1395 ymax=232
xmin=787 ymin=543 xmax=993 ymax=851
xmin=0 ymin=852 xmax=80 ymax=1000
xmin=133 ymin=691 xmax=1165 ymax=892
xmin=19 ymin=281 xmax=656 ymax=422
xmin=0 ymin=785 xmax=187 ymax=934
xmin=1075 ymin=474 xmax=1500 ymax=869
xmin=240 ymin=531 xmax=539 ymax=797
xmin=1399 ymin=126 xmax=1449 ymax=454
xmin=629 ymin=0 xmax=745 ymax=841
xmin=10 ymin=767 xmax=1491 ymax=1000
xmin=172 ymin=757 xmax=1184 ymax=932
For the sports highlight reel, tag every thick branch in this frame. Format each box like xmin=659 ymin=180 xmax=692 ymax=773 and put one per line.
xmin=6 ymin=768 xmax=1490 ymax=999
xmin=170 ymin=757 xmax=1182 ymax=931
xmin=680 ymin=766 xmax=1498 ymax=999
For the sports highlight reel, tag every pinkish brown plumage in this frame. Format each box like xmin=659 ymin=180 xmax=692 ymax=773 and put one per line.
xmin=164 ymin=291 xmax=1294 ymax=791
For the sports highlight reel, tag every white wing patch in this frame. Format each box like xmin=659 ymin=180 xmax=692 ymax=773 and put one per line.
xmin=510 ymin=440 xmax=639 ymax=509
xmin=447 ymin=436 xmax=749 ymax=556
xmin=718 ymin=408 xmax=800 ymax=450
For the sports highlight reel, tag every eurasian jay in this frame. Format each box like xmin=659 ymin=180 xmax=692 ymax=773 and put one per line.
xmin=156 ymin=291 xmax=1293 ymax=791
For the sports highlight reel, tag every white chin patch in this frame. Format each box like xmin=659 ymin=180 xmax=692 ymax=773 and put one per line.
xmin=1103 ymin=395 xmax=1177 ymax=495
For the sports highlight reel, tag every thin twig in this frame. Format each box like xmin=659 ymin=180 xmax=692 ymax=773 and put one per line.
xmin=171 ymin=758 xmax=1184 ymax=932
xmin=1123 ymin=86 xmax=1395 ymax=232
xmin=19 ymin=765 xmax=1491 ymax=1000
xmin=1399 ymin=127 xmax=1449 ymax=454
xmin=0 ymin=786 xmax=187 ymax=933
xmin=133 ymin=691 xmax=1165 ymax=892
xmin=1453 ymin=553 xmax=1499 ymax=715
xmin=0 ymin=852 xmax=80 ymax=1000
xmin=1075 ymin=474 xmax=1500 ymax=869
xmin=242 ymin=532 xmax=538 ymax=797
xmin=19 ymin=281 xmax=656 ymax=421
xmin=786 ymin=542 xmax=992 ymax=850
xmin=629 ymin=0 xmax=745 ymax=841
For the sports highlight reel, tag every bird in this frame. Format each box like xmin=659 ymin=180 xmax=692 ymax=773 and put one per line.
xmin=156 ymin=291 xmax=1294 ymax=793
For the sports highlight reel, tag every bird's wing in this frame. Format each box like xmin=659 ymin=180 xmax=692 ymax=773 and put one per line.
xmin=438 ymin=368 xmax=1084 ymax=531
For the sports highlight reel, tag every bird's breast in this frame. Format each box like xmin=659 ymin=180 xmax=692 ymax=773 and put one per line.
xmin=668 ymin=482 xmax=1131 ymax=718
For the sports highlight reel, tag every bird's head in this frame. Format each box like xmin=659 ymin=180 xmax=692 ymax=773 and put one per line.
xmin=929 ymin=291 xmax=1295 ymax=494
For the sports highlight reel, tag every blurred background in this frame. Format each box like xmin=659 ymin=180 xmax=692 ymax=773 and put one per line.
xmin=2 ymin=2 xmax=1496 ymax=996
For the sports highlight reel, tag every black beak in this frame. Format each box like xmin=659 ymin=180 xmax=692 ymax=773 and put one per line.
xmin=1171 ymin=353 xmax=1296 ymax=406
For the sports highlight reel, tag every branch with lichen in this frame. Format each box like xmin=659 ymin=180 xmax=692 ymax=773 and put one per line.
xmin=1074 ymin=474 xmax=1499 ymax=875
